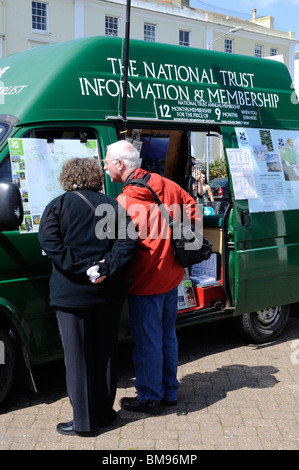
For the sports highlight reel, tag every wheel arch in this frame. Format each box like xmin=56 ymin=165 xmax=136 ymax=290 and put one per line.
xmin=241 ymin=304 xmax=290 ymax=343
xmin=0 ymin=298 xmax=38 ymax=396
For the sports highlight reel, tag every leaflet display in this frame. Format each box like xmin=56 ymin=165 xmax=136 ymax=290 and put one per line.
xmin=226 ymin=128 xmax=299 ymax=212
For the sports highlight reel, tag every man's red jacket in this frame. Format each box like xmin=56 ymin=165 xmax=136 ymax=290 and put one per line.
xmin=117 ymin=168 xmax=201 ymax=295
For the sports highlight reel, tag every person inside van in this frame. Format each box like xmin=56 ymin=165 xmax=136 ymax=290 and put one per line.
xmin=191 ymin=157 xmax=199 ymax=200
xmin=197 ymin=171 xmax=214 ymax=204
xmin=38 ymin=157 xmax=137 ymax=436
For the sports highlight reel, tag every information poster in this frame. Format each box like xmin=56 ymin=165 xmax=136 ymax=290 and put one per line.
xmin=8 ymin=138 xmax=100 ymax=233
xmin=227 ymin=128 xmax=299 ymax=212
xmin=226 ymin=148 xmax=258 ymax=200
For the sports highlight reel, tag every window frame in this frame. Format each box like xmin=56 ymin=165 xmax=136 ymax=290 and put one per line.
xmin=255 ymin=44 xmax=263 ymax=58
xmin=270 ymin=48 xmax=278 ymax=56
xmin=224 ymin=38 xmax=233 ymax=54
xmin=105 ymin=15 xmax=119 ymax=37
xmin=179 ymin=30 xmax=190 ymax=47
xmin=144 ymin=23 xmax=157 ymax=42
xmin=32 ymin=1 xmax=49 ymax=34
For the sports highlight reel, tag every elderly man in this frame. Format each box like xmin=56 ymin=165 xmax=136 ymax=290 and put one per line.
xmin=103 ymin=139 xmax=200 ymax=414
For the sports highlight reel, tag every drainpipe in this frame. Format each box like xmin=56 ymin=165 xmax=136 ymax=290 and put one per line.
xmin=1 ymin=1 xmax=7 ymax=57
xmin=121 ymin=0 xmax=131 ymax=137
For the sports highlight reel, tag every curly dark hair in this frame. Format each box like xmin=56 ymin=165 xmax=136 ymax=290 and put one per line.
xmin=59 ymin=157 xmax=104 ymax=192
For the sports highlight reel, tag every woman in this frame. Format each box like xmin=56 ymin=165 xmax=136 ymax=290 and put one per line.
xmin=197 ymin=171 xmax=214 ymax=204
xmin=38 ymin=157 xmax=136 ymax=436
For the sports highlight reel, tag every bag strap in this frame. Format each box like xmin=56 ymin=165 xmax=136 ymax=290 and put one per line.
xmin=123 ymin=178 xmax=175 ymax=229
xmin=72 ymin=190 xmax=101 ymax=220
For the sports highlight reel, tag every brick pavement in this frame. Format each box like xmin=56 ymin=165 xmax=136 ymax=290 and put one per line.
xmin=0 ymin=314 xmax=298 ymax=451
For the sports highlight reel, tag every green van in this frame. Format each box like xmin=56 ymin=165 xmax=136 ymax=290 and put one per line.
xmin=0 ymin=36 xmax=299 ymax=404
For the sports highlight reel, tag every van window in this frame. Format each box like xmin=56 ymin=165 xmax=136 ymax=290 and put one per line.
xmin=22 ymin=128 xmax=98 ymax=141
xmin=139 ymin=134 xmax=170 ymax=176
xmin=0 ymin=127 xmax=100 ymax=184
xmin=0 ymin=156 xmax=12 ymax=183
xmin=0 ymin=123 xmax=10 ymax=146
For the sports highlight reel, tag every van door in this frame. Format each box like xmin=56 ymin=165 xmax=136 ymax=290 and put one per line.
xmin=0 ymin=126 xmax=103 ymax=360
xmin=222 ymin=126 xmax=299 ymax=315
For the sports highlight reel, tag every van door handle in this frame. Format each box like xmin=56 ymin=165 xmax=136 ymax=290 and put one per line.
xmin=241 ymin=210 xmax=251 ymax=227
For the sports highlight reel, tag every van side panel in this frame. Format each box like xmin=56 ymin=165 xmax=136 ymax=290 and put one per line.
xmin=0 ymin=231 xmax=63 ymax=362
xmin=223 ymin=127 xmax=299 ymax=315
xmin=0 ymin=37 xmax=298 ymax=130
xmin=235 ymin=204 xmax=299 ymax=313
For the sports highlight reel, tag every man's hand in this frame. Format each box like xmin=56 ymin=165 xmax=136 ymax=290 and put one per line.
xmin=86 ymin=260 xmax=106 ymax=283
xmin=92 ymin=275 xmax=107 ymax=284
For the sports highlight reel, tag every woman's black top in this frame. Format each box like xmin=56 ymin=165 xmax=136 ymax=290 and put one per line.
xmin=38 ymin=189 xmax=137 ymax=308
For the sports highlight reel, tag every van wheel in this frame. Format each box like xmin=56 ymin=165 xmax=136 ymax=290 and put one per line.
xmin=242 ymin=305 xmax=289 ymax=343
xmin=0 ymin=326 xmax=17 ymax=404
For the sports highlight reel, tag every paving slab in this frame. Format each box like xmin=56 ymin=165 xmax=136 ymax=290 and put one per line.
xmin=0 ymin=314 xmax=298 ymax=452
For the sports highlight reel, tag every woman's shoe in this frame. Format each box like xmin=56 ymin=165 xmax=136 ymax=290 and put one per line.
xmin=56 ymin=420 xmax=100 ymax=437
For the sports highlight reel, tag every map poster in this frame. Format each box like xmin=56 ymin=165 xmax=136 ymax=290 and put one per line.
xmin=8 ymin=138 xmax=100 ymax=233
xmin=231 ymin=128 xmax=299 ymax=213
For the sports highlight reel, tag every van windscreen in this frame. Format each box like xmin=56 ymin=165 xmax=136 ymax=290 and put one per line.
xmin=0 ymin=156 xmax=12 ymax=183
xmin=0 ymin=123 xmax=11 ymax=146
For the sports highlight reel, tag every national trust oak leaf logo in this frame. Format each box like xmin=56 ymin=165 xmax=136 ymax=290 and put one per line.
xmin=0 ymin=66 xmax=11 ymax=79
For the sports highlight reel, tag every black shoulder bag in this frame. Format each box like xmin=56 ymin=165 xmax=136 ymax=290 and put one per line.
xmin=123 ymin=178 xmax=212 ymax=268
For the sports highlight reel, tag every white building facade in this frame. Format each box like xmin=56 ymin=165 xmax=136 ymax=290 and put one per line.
xmin=0 ymin=0 xmax=298 ymax=168
xmin=0 ymin=1 xmax=297 ymax=66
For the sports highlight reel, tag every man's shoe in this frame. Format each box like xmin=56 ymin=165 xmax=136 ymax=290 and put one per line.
xmin=161 ymin=398 xmax=177 ymax=406
xmin=56 ymin=421 xmax=100 ymax=437
xmin=57 ymin=421 xmax=76 ymax=436
xmin=119 ymin=397 xmax=164 ymax=415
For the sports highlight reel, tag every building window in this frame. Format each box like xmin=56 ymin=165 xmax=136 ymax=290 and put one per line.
xmin=32 ymin=2 xmax=48 ymax=33
xmin=144 ymin=24 xmax=156 ymax=42
xmin=224 ymin=39 xmax=233 ymax=53
xmin=105 ymin=16 xmax=119 ymax=36
xmin=179 ymin=30 xmax=190 ymax=47
xmin=270 ymin=48 xmax=278 ymax=56
xmin=255 ymin=45 xmax=263 ymax=57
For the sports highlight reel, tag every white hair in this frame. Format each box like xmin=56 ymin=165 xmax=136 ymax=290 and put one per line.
xmin=107 ymin=140 xmax=142 ymax=169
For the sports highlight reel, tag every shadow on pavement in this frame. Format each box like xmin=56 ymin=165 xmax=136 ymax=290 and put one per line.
xmin=1 ymin=314 xmax=298 ymax=424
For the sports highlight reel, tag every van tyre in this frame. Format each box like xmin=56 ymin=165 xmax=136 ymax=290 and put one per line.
xmin=241 ymin=305 xmax=289 ymax=343
xmin=0 ymin=326 xmax=16 ymax=404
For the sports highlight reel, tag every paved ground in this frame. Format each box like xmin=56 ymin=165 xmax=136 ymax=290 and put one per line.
xmin=0 ymin=312 xmax=298 ymax=451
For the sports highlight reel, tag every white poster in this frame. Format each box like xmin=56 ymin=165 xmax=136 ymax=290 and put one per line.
xmin=8 ymin=138 xmax=100 ymax=233
xmin=231 ymin=127 xmax=299 ymax=212
xmin=226 ymin=148 xmax=258 ymax=200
